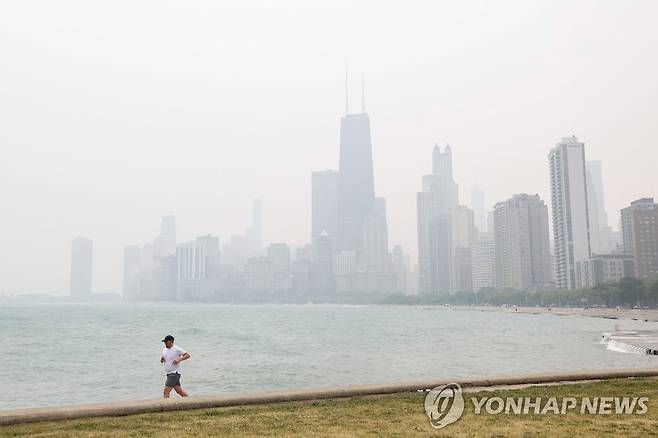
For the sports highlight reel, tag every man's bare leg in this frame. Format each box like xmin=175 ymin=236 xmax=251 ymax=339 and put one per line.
xmin=164 ymin=386 xmax=173 ymax=398
xmin=174 ymin=384 xmax=188 ymax=397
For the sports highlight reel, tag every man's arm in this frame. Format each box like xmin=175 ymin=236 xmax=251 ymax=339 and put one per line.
xmin=173 ymin=352 xmax=190 ymax=364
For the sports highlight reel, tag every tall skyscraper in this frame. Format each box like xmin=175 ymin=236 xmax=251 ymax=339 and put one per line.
xmin=311 ymin=170 xmax=339 ymax=240
xmin=621 ymin=198 xmax=658 ymax=280
xmin=337 ymin=110 xmax=375 ymax=255
xmin=431 ymin=144 xmax=459 ymax=212
xmin=335 ymin=79 xmax=391 ymax=280
xmin=493 ymin=194 xmax=553 ymax=290
xmin=70 ymin=237 xmax=93 ymax=300
xmin=417 ymin=144 xmax=459 ymax=295
xmin=549 ymin=136 xmax=592 ymax=289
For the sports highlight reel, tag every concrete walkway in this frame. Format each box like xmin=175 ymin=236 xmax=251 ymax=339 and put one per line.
xmin=2 ymin=368 xmax=658 ymax=426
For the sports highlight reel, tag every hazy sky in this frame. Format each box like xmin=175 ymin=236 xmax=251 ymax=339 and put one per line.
xmin=2 ymin=1 xmax=657 ymax=295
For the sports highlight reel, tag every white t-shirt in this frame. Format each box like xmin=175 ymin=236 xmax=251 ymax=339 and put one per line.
xmin=162 ymin=345 xmax=187 ymax=374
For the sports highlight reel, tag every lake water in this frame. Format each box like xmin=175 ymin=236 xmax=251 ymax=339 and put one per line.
xmin=2 ymin=303 xmax=657 ymax=410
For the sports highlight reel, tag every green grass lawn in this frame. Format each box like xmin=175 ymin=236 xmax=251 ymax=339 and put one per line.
xmin=3 ymin=377 xmax=658 ymax=437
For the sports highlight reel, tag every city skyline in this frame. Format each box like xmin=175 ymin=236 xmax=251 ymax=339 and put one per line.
xmin=2 ymin=1 xmax=658 ymax=295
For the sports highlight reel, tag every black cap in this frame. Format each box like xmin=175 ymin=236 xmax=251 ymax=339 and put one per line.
xmin=162 ymin=335 xmax=174 ymax=343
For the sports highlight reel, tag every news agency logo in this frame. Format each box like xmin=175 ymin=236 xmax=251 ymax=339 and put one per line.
xmin=423 ymin=382 xmax=649 ymax=429
xmin=424 ymin=383 xmax=465 ymax=429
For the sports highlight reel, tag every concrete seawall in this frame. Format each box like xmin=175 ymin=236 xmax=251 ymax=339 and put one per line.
xmin=2 ymin=368 xmax=658 ymax=426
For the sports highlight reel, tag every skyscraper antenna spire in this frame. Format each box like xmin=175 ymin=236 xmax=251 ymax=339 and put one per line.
xmin=361 ymin=73 xmax=366 ymax=114
xmin=344 ymin=64 xmax=349 ymax=115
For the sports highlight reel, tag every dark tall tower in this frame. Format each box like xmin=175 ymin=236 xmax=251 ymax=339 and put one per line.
xmin=337 ymin=94 xmax=375 ymax=253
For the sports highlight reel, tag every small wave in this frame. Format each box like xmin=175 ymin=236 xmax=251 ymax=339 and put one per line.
xmin=600 ymin=332 xmax=658 ymax=355
xmin=601 ymin=338 xmax=647 ymax=355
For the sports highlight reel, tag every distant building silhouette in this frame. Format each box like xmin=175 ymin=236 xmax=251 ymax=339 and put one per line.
xmin=122 ymin=245 xmax=141 ymax=301
xmin=70 ymin=237 xmax=93 ymax=300
xmin=586 ymin=161 xmax=621 ymax=253
xmin=417 ymin=144 xmax=459 ymax=295
xmin=197 ymin=234 xmax=221 ymax=300
xmin=245 ymin=256 xmax=272 ymax=293
xmin=450 ymin=205 xmax=475 ymax=293
xmin=391 ymin=245 xmax=410 ymax=294
xmin=154 ymin=215 xmax=177 ymax=300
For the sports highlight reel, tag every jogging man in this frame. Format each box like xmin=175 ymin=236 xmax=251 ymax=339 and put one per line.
xmin=160 ymin=335 xmax=191 ymax=398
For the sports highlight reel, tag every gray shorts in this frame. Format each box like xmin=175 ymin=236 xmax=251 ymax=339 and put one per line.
xmin=165 ymin=373 xmax=181 ymax=388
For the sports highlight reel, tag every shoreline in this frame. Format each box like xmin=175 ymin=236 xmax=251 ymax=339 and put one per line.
xmin=444 ymin=304 xmax=658 ymax=323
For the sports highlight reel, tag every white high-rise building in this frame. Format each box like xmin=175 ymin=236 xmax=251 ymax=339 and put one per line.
xmin=471 ymin=233 xmax=495 ymax=292
xmin=549 ymin=136 xmax=592 ymax=289
xmin=177 ymin=241 xmax=206 ymax=301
